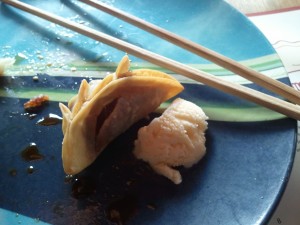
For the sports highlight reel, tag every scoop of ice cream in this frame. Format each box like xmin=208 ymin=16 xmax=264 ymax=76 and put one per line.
xmin=133 ymin=98 xmax=208 ymax=184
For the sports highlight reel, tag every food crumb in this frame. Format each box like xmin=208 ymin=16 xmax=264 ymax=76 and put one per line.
xmin=146 ymin=204 xmax=157 ymax=210
xmin=32 ymin=75 xmax=39 ymax=81
xmin=64 ymin=174 xmax=74 ymax=183
xmin=24 ymin=94 xmax=49 ymax=112
xmin=37 ymin=55 xmax=44 ymax=60
xmin=15 ymin=53 xmax=28 ymax=64
xmin=21 ymin=112 xmax=37 ymax=120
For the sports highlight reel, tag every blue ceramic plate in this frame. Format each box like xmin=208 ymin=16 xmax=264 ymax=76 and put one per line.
xmin=0 ymin=0 xmax=296 ymax=225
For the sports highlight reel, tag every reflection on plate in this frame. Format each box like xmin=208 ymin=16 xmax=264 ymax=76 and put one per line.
xmin=0 ymin=0 xmax=296 ymax=225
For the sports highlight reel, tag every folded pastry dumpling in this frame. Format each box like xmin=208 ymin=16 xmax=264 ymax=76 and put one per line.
xmin=59 ymin=55 xmax=184 ymax=174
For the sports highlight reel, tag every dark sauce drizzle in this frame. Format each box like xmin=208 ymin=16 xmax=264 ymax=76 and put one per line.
xmin=36 ymin=113 xmax=62 ymax=126
xmin=9 ymin=168 xmax=17 ymax=177
xmin=21 ymin=143 xmax=44 ymax=161
xmin=71 ymin=177 xmax=97 ymax=199
xmin=27 ymin=166 xmax=35 ymax=174
xmin=106 ymin=195 xmax=138 ymax=225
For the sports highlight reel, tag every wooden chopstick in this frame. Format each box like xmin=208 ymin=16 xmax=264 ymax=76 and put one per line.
xmin=2 ymin=0 xmax=300 ymax=120
xmin=79 ymin=0 xmax=300 ymax=105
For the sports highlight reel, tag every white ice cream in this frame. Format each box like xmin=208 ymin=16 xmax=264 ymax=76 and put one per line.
xmin=133 ymin=98 xmax=208 ymax=184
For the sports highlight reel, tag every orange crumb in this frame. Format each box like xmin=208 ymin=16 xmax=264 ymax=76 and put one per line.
xmin=24 ymin=94 xmax=49 ymax=110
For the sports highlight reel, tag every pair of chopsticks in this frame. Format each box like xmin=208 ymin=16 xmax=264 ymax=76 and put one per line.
xmin=2 ymin=0 xmax=300 ymax=120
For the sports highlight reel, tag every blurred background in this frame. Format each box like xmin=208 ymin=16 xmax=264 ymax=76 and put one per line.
xmin=226 ymin=0 xmax=300 ymax=14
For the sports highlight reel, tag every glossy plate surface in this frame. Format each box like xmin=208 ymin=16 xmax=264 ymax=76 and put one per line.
xmin=0 ymin=0 xmax=296 ymax=224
